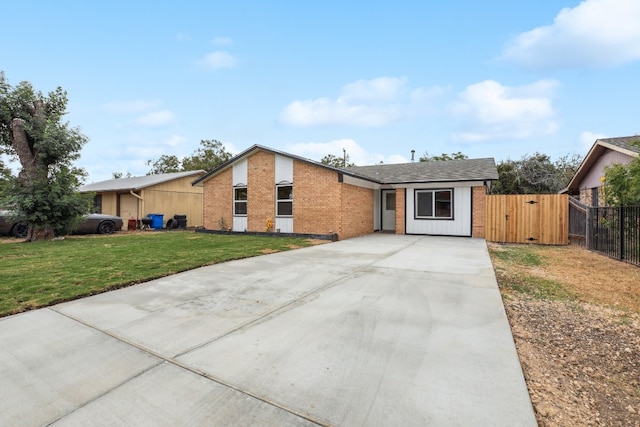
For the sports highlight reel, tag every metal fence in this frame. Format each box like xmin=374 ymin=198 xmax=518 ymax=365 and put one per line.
xmin=589 ymin=205 xmax=640 ymax=266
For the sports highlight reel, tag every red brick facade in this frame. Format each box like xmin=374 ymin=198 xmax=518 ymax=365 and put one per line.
xmin=293 ymin=160 xmax=342 ymax=235
xmin=340 ymin=183 xmax=374 ymax=239
xmin=395 ymin=188 xmax=405 ymax=234
xmin=201 ymin=149 xmax=491 ymax=240
xmin=201 ymin=153 xmax=374 ymax=239
xmin=203 ymin=167 xmax=232 ymax=231
xmin=472 ymin=186 xmax=487 ymax=238
xmin=247 ymin=151 xmax=276 ymax=231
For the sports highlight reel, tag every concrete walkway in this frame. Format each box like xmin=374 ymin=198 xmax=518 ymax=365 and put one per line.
xmin=0 ymin=234 xmax=536 ymax=426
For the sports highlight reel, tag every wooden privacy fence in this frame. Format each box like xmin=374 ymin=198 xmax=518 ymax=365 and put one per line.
xmin=485 ymin=194 xmax=569 ymax=245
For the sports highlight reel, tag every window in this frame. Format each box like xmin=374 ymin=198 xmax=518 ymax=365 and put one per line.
xmin=385 ymin=192 xmax=396 ymax=210
xmin=93 ymin=195 xmax=102 ymax=213
xmin=276 ymin=185 xmax=293 ymax=216
xmin=415 ymin=189 xmax=453 ymax=219
xmin=234 ymin=187 xmax=247 ymax=215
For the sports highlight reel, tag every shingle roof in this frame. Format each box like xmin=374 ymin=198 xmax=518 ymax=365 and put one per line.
xmin=346 ymin=158 xmax=499 ymax=184
xmin=192 ymin=145 xmax=498 ymax=186
xmin=79 ymin=170 xmax=205 ymax=193
xmin=192 ymin=145 xmax=381 ymax=186
xmin=598 ymin=135 xmax=640 ymax=155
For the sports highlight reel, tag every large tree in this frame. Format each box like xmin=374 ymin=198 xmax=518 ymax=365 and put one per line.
xmin=419 ymin=151 xmax=468 ymax=162
xmin=146 ymin=139 xmax=232 ymax=174
xmin=492 ymin=152 xmax=583 ymax=194
xmin=320 ymin=153 xmax=354 ymax=168
xmin=0 ymin=72 xmax=91 ymax=241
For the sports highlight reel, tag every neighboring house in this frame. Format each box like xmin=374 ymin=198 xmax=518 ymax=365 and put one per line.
xmin=192 ymin=145 xmax=498 ymax=240
xmin=79 ymin=170 xmax=205 ymax=229
xmin=564 ymin=136 xmax=640 ymax=206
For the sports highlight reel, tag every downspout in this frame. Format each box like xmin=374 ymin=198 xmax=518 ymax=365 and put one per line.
xmin=129 ymin=190 xmax=144 ymax=221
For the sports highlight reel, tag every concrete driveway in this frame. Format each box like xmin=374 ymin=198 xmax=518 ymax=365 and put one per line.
xmin=0 ymin=234 xmax=536 ymax=426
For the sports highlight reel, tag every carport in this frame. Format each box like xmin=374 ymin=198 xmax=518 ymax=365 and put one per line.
xmin=0 ymin=234 xmax=536 ymax=426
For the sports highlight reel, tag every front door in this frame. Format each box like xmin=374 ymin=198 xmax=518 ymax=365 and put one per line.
xmin=382 ymin=190 xmax=396 ymax=231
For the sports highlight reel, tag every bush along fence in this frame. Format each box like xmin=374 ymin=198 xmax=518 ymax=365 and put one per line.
xmin=588 ymin=205 xmax=640 ymax=267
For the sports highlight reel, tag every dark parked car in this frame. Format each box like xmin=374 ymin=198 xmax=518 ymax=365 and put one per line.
xmin=0 ymin=210 xmax=123 ymax=237
xmin=0 ymin=210 xmax=28 ymax=237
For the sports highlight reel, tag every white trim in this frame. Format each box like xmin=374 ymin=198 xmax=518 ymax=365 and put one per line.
xmin=275 ymin=155 xmax=294 ymax=183
xmin=275 ymin=184 xmax=293 ymax=217
xmin=233 ymin=159 xmax=248 ymax=186
xmin=414 ymin=189 xmax=453 ymax=219
xmin=233 ymin=186 xmax=247 ymax=216
xmin=343 ymin=174 xmax=381 ymax=189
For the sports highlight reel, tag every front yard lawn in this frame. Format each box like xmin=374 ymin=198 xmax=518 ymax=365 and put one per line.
xmin=0 ymin=231 xmax=315 ymax=317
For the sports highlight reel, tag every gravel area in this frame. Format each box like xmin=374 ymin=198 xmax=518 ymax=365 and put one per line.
xmin=490 ymin=243 xmax=640 ymax=427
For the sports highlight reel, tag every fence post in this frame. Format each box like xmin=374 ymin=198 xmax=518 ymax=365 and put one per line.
xmin=619 ymin=206 xmax=625 ymax=260
xmin=586 ymin=207 xmax=592 ymax=249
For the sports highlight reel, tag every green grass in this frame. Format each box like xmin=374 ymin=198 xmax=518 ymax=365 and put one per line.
xmin=491 ymin=246 xmax=543 ymax=267
xmin=490 ymin=245 xmax=575 ymax=301
xmin=500 ymin=274 xmax=575 ymax=301
xmin=0 ymin=231 xmax=314 ymax=317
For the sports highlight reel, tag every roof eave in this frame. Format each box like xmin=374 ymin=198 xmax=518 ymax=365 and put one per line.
xmin=191 ymin=145 xmax=382 ymax=186
xmin=380 ymin=177 xmax=498 ymax=185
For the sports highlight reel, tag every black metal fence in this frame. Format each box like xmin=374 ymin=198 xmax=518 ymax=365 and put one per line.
xmin=589 ymin=205 xmax=640 ymax=266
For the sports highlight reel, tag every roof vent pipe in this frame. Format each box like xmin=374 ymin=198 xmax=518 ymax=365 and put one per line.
xmin=411 ymin=149 xmax=415 ymax=162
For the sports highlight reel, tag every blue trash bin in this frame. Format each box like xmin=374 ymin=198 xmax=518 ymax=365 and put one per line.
xmin=148 ymin=214 xmax=164 ymax=230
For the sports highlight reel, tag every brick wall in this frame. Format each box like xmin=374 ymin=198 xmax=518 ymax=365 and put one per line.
xmin=395 ymin=188 xmax=405 ymax=234
xmin=202 ymin=167 xmax=232 ymax=230
xmin=472 ymin=186 xmax=486 ymax=238
xmin=201 ymin=151 xmax=376 ymax=239
xmin=247 ymin=151 xmax=276 ymax=231
xmin=293 ymin=160 xmax=342 ymax=235
xmin=340 ymin=183 xmax=374 ymax=239
xmin=579 ymin=186 xmax=606 ymax=207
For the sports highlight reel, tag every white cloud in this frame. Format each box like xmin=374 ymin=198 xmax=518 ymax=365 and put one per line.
xmin=450 ymin=79 xmax=559 ymax=142
xmin=500 ymin=0 xmax=640 ymax=69
xmin=579 ymin=131 xmax=608 ymax=150
xmin=104 ymin=99 xmax=161 ymax=114
xmin=285 ymin=139 xmax=408 ymax=166
xmin=212 ymin=36 xmax=233 ymax=46
xmin=133 ymin=110 xmax=176 ymax=127
xmin=280 ymin=77 xmax=444 ymax=127
xmin=165 ymin=134 xmax=186 ymax=147
xmin=200 ymin=51 xmax=238 ymax=69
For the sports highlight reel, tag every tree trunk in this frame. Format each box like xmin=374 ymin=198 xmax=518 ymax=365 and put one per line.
xmin=11 ymin=118 xmax=38 ymax=184
xmin=12 ymin=115 xmax=54 ymax=242
xmin=27 ymin=226 xmax=55 ymax=242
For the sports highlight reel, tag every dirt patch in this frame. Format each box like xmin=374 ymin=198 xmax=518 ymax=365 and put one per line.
xmin=259 ymin=248 xmax=280 ymax=254
xmin=490 ymin=243 xmax=640 ymax=426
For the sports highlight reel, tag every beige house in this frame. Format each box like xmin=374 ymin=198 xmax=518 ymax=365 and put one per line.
xmin=564 ymin=136 xmax=640 ymax=206
xmin=80 ymin=170 xmax=205 ymax=230
xmin=192 ymin=146 xmax=498 ymax=240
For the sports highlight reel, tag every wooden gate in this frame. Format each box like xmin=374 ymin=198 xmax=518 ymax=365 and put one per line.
xmin=485 ymin=194 xmax=568 ymax=245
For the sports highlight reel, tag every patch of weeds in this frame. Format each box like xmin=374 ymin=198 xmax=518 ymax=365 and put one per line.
xmin=491 ymin=245 xmax=542 ymax=267
xmin=618 ymin=315 xmax=633 ymax=326
xmin=500 ymin=273 xmax=575 ymax=302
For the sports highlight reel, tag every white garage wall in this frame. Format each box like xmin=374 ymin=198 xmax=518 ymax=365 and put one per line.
xmin=405 ymin=186 xmax=472 ymax=236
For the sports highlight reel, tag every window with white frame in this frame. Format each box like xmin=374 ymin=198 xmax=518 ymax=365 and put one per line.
xmin=415 ymin=189 xmax=453 ymax=219
xmin=234 ymin=187 xmax=247 ymax=215
xmin=276 ymin=184 xmax=293 ymax=216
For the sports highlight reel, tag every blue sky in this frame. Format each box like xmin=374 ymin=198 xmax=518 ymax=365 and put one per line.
xmin=2 ymin=0 xmax=640 ymax=182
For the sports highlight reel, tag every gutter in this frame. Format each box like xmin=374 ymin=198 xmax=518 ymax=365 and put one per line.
xmin=129 ymin=190 xmax=144 ymax=220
